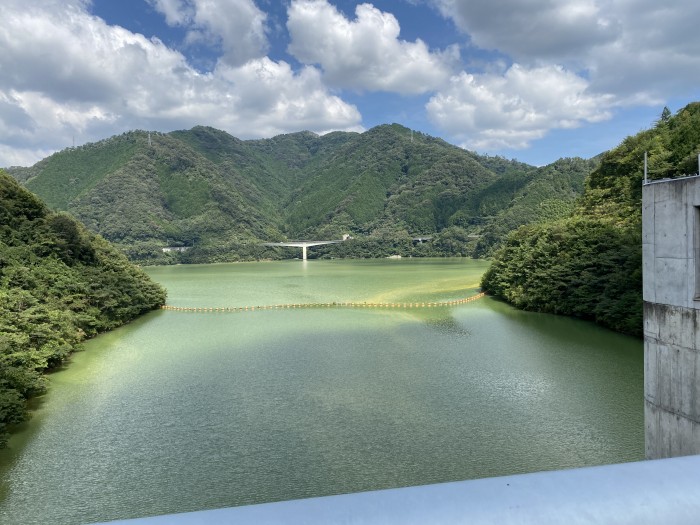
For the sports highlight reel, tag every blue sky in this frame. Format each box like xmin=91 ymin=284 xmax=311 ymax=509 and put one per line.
xmin=1 ymin=0 xmax=698 ymax=167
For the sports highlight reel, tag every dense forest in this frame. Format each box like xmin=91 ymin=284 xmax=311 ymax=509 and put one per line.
xmin=0 ymin=171 xmax=166 ymax=446
xmin=482 ymin=103 xmax=700 ymax=336
xmin=6 ymin=125 xmax=593 ymax=264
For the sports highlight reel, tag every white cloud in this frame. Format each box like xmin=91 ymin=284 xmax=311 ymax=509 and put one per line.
xmin=148 ymin=0 xmax=269 ymax=66
xmin=189 ymin=58 xmax=363 ymax=136
xmin=148 ymin=0 xmax=192 ymax=26
xmin=430 ymin=0 xmax=700 ymax=103
xmin=287 ymin=0 xmax=458 ymax=94
xmin=427 ymin=65 xmax=615 ymax=150
xmin=585 ymin=1 xmax=700 ymax=101
xmin=0 ymin=0 xmax=362 ymax=166
xmin=431 ymin=0 xmax=618 ymax=62
xmin=423 ymin=0 xmax=700 ymax=150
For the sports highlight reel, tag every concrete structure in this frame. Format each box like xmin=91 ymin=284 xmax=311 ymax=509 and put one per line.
xmin=643 ymin=175 xmax=700 ymax=459
xmin=412 ymin=236 xmax=433 ymax=243
xmin=263 ymin=240 xmax=343 ymax=260
xmin=98 ymin=455 xmax=700 ymax=525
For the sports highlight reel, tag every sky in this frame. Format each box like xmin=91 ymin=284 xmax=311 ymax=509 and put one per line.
xmin=1 ymin=0 xmax=699 ymax=168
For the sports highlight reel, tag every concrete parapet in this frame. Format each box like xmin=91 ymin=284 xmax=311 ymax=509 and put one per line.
xmin=98 ymin=455 xmax=700 ymax=525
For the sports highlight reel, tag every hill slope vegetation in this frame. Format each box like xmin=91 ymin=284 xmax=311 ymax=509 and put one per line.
xmin=7 ymin=125 xmax=593 ymax=263
xmin=482 ymin=102 xmax=700 ymax=336
xmin=0 ymin=171 xmax=166 ymax=446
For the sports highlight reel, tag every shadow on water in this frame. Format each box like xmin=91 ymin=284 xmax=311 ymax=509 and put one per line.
xmin=0 ymin=395 xmax=50 ymax=503
xmin=477 ymin=296 xmax=642 ymax=354
xmin=0 ymin=308 xmax=167 ymax=501
xmin=420 ymin=310 xmax=473 ymax=337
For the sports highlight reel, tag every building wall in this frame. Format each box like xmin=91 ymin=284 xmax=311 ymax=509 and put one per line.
xmin=643 ymin=176 xmax=700 ymax=459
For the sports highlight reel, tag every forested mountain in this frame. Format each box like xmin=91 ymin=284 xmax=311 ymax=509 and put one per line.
xmin=7 ymin=125 xmax=592 ymax=263
xmin=8 ymin=130 xmax=286 ymax=262
xmin=482 ymin=102 xmax=700 ymax=336
xmin=0 ymin=171 xmax=166 ymax=445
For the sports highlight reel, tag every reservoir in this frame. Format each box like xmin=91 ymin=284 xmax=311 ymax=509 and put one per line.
xmin=0 ymin=259 xmax=643 ymax=524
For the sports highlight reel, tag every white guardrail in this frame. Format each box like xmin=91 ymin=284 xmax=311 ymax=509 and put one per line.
xmin=98 ymin=455 xmax=700 ymax=525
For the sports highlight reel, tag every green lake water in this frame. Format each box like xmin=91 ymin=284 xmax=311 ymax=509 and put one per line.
xmin=0 ymin=259 xmax=643 ymax=524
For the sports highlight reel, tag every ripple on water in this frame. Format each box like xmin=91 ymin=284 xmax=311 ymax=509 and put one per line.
xmin=0 ymin=260 xmax=643 ymax=524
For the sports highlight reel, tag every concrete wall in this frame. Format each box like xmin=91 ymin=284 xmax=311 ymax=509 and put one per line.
xmin=100 ymin=456 xmax=700 ymax=525
xmin=643 ymin=176 xmax=700 ymax=458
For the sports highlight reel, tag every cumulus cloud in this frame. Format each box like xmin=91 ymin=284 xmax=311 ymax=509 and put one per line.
xmin=427 ymin=65 xmax=615 ymax=150
xmin=148 ymin=0 xmax=269 ymax=67
xmin=430 ymin=0 xmax=700 ymax=102
xmin=422 ymin=0 xmax=700 ymax=149
xmin=585 ymin=1 xmax=700 ymax=101
xmin=431 ymin=0 xmax=618 ymax=61
xmin=193 ymin=58 xmax=362 ymax=136
xmin=287 ymin=0 xmax=458 ymax=94
xmin=148 ymin=0 xmax=192 ymax=26
xmin=0 ymin=0 xmax=361 ymax=166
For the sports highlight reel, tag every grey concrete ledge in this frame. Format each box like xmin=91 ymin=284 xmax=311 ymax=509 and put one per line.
xmin=97 ymin=455 xmax=700 ymax=525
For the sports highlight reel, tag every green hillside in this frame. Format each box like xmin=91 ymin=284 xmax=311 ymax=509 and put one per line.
xmin=464 ymin=157 xmax=594 ymax=256
xmin=17 ymin=131 xmax=287 ymax=263
xmin=0 ymin=171 xmax=166 ymax=445
xmin=286 ymin=125 xmax=500 ymax=237
xmin=9 ymin=125 xmax=593 ymax=263
xmin=482 ymin=102 xmax=700 ymax=336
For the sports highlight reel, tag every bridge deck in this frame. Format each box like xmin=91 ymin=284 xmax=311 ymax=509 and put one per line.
xmin=263 ymin=240 xmax=343 ymax=259
xmin=263 ymin=240 xmax=342 ymax=248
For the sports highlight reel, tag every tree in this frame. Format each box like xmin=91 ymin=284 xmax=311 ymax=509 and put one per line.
xmin=660 ymin=106 xmax=672 ymax=123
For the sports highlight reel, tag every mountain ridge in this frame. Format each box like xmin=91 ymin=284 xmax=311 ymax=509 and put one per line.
xmin=6 ymin=124 xmax=594 ymax=263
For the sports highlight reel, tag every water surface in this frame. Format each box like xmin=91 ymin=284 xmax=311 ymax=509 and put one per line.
xmin=0 ymin=259 xmax=643 ymax=524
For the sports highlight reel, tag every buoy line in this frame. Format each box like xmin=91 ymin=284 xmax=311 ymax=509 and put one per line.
xmin=161 ymin=292 xmax=486 ymax=313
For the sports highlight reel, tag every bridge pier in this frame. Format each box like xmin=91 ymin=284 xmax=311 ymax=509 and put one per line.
xmin=302 ymin=245 xmax=307 ymax=261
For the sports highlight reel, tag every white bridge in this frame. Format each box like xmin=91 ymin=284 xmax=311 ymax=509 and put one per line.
xmin=263 ymin=240 xmax=344 ymax=260
xmin=263 ymin=234 xmax=436 ymax=260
